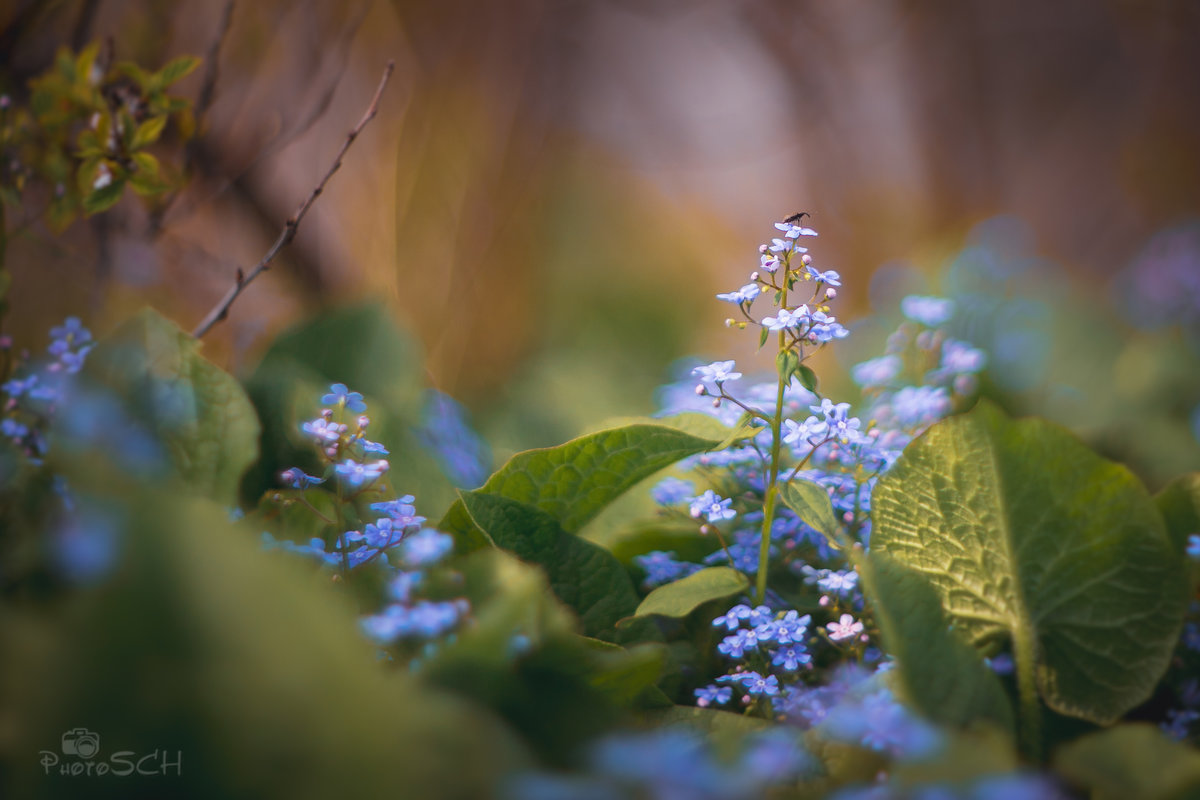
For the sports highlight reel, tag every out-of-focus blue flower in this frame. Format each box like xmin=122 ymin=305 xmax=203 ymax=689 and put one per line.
xmin=2 ymin=375 xmax=38 ymax=398
xmin=985 ymin=653 xmax=1015 ymax=676
xmin=1187 ymin=534 xmax=1200 ymax=560
xmin=49 ymin=317 xmax=92 ymax=346
xmin=651 ymin=476 xmax=695 ymax=506
xmin=901 ymin=295 xmax=956 ymax=327
xmin=634 ymin=550 xmax=701 ymax=589
xmin=401 ymin=528 xmax=454 ymax=568
xmin=888 ymin=385 xmax=952 ymax=428
xmin=360 ymin=599 xmax=467 ymax=644
xmin=852 ymin=355 xmax=901 ymax=388
xmin=53 ymin=502 xmax=123 ymax=583
xmin=1 ymin=418 xmax=28 ymax=439
xmin=821 ymin=685 xmax=943 ymax=761
xmin=416 ymin=389 xmax=492 ymax=489
xmin=1162 ymin=709 xmax=1200 ymax=741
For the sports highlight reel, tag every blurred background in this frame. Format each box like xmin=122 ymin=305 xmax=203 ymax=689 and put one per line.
xmin=3 ymin=0 xmax=1199 ymax=486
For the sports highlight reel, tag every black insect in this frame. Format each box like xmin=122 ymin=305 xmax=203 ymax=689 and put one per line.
xmin=784 ymin=212 xmax=811 ymax=226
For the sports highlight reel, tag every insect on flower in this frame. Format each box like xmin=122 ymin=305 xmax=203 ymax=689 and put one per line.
xmin=784 ymin=211 xmax=811 ymax=225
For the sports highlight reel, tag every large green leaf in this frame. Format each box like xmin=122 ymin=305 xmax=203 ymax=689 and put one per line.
xmin=458 ymin=491 xmax=640 ymax=639
xmin=871 ymin=402 xmax=1186 ymax=724
xmin=440 ymin=417 xmax=728 ymax=542
xmin=83 ymin=308 xmax=260 ymax=505
xmin=858 ymin=552 xmax=1014 ymax=733
xmin=0 ymin=493 xmax=527 ymax=800
xmin=253 ymin=303 xmax=424 ymax=412
xmin=632 ymin=567 xmax=749 ymax=621
xmin=1054 ymin=724 xmax=1200 ymax=800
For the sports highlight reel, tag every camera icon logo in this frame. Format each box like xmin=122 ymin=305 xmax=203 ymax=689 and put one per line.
xmin=61 ymin=728 xmax=100 ymax=760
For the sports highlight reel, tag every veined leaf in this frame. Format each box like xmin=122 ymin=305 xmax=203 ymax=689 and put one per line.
xmin=858 ymin=552 xmax=1014 ymax=733
xmin=440 ymin=417 xmax=729 ymax=543
xmin=871 ymin=401 xmax=1186 ymax=724
xmin=458 ymin=491 xmax=640 ymax=639
xmin=83 ymin=308 xmax=260 ymax=505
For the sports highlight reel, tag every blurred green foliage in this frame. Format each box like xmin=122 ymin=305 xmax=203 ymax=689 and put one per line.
xmin=2 ymin=43 xmax=195 ymax=228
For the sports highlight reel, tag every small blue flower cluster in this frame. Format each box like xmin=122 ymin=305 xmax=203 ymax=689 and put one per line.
xmin=506 ymin=727 xmax=813 ymax=800
xmin=1 ymin=316 xmax=95 ymax=462
xmin=632 ymin=220 xmax=996 ymax=789
xmin=262 ymin=383 xmax=470 ymax=660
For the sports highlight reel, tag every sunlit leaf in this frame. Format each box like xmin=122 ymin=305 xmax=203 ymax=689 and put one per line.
xmin=871 ymin=401 xmax=1186 ymax=724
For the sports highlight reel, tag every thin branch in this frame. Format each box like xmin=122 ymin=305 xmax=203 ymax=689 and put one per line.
xmin=191 ymin=60 xmax=395 ymax=339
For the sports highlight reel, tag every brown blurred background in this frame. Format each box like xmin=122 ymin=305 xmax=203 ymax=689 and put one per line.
xmin=3 ymin=0 xmax=1200 ymax=453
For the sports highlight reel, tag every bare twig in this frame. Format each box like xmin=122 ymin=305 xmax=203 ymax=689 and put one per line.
xmin=191 ymin=60 xmax=395 ymax=339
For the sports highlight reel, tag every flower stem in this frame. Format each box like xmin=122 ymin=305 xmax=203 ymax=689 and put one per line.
xmin=755 ymin=274 xmax=790 ymax=605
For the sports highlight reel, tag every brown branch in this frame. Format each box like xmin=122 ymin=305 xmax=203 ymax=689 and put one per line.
xmin=191 ymin=60 xmax=395 ymax=339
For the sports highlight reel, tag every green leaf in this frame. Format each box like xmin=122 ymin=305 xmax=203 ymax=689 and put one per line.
xmin=643 ymin=705 xmax=772 ymax=736
xmin=458 ymin=491 xmax=640 ymax=639
xmin=871 ymin=401 xmax=1186 ymax=724
xmin=796 ymin=363 xmax=819 ymax=393
xmin=1156 ymin=473 xmax=1200 ymax=556
xmin=251 ymin=303 xmax=423 ymax=413
xmin=775 ymin=349 xmax=800 ymax=383
xmin=780 ymin=479 xmax=841 ymax=542
xmin=241 ymin=304 xmax=451 ymax=511
xmin=420 ymin=549 xmax=659 ymax=761
xmin=129 ymin=151 xmax=168 ymax=196
xmin=152 ymin=55 xmax=201 ymax=90
xmin=1054 ymin=724 xmax=1200 ymax=800
xmin=131 ymin=114 xmax=168 ymax=149
xmin=858 ymin=552 xmax=1014 ymax=733
xmin=83 ymin=308 xmax=261 ymax=505
xmin=81 ymin=177 xmax=125 ymax=215
xmin=440 ymin=418 xmax=727 ymax=542
xmin=632 ymin=567 xmax=749 ymax=620
xmin=0 ymin=494 xmax=527 ymax=799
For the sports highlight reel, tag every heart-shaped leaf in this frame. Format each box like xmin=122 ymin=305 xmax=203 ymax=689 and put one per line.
xmin=858 ymin=552 xmax=1014 ymax=733
xmin=871 ymin=402 xmax=1186 ymax=725
xmin=83 ymin=308 xmax=260 ymax=505
xmin=458 ymin=491 xmax=640 ymax=639
xmin=440 ymin=417 xmax=730 ymax=543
